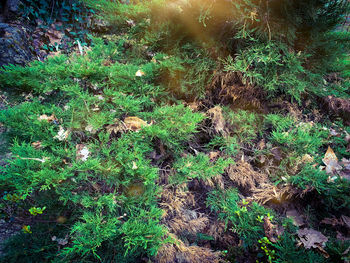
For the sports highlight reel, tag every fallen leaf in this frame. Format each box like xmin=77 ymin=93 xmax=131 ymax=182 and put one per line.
xmin=301 ymin=154 xmax=314 ymax=164
xmin=263 ymin=217 xmax=283 ymax=243
xmin=56 ymin=216 xmax=67 ymax=224
xmin=209 ymin=151 xmax=220 ymax=161
xmin=336 ymin=231 xmax=350 ymax=242
xmin=322 ymin=146 xmax=341 ymax=174
xmin=329 ymin=128 xmax=339 ymax=136
xmin=76 ymin=144 xmax=90 ymax=162
xmin=85 ymin=124 xmax=97 ymax=134
xmin=297 ymin=228 xmax=328 ymax=249
xmin=38 ymin=114 xmax=57 ymax=123
xmin=135 ymin=69 xmax=145 ymax=77
xmin=207 ymin=106 xmax=225 ymax=134
xmin=31 ymin=141 xmax=42 ymax=149
xmin=339 ymin=158 xmax=350 ymax=181
xmin=54 ymin=126 xmax=70 ymax=141
xmin=106 ymin=122 xmax=122 ymax=134
xmin=341 ymin=215 xmax=350 ymax=229
xmin=320 ymin=217 xmax=343 ymax=227
xmin=52 ymin=235 xmax=68 ymax=246
xmin=96 ymin=95 xmax=104 ymax=101
xmin=286 ymin=209 xmax=305 ymax=227
xmin=92 ymin=106 xmax=100 ymax=112
xmin=258 ymin=139 xmax=266 ymax=150
xmin=323 ymin=146 xmax=338 ymax=165
xmin=46 ymin=51 xmax=61 ymax=58
xmin=187 ymin=102 xmax=199 ymax=112
xmin=271 ymin=147 xmax=283 ymax=162
xmin=345 ymin=131 xmax=350 ymax=143
xmin=126 ymin=19 xmax=135 ymax=27
xmin=124 ymin=117 xmax=148 ymax=132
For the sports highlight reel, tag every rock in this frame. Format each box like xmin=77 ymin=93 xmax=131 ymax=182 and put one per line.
xmin=3 ymin=0 xmax=21 ymax=22
xmin=0 ymin=23 xmax=33 ymax=67
xmin=90 ymin=18 xmax=111 ymax=33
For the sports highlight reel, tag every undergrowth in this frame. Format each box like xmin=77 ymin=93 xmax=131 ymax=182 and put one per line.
xmin=0 ymin=1 xmax=350 ymax=263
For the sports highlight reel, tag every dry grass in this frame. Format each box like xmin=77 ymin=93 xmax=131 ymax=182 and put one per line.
xmin=155 ymin=234 xmax=221 ymax=263
xmin=249 ymin=183 xmax=298 ymax=204
xmin=207 ymin=221 xmax=236 ymax=247
xmin=226 ymin=160 xmax=267 ymax=191
xmin=226 ymin=160 xmax=298 ymax=204
xmin=160 ymin=185 xmax=196 ymax=219
xmin=168 ymin=216 xmax=209 ymax=235
xmin=208 ymin=72 xmax=264 ymax=112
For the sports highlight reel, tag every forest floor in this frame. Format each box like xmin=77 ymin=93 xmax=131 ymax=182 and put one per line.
xmin=0 ymin=2 xmax=350 ymax=263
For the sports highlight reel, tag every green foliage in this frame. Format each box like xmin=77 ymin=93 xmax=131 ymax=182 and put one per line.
xmin=81 ymin=0 xmax=350 ymax=100
xmin=224 ymin=108 xmax=261 ymax=145
xmin=1 ymin=1 xmax=349 ymax=262
xmin=289 ymin=164 xmax=350 ymax=208
xmin=207 ymin=189 xmax=328 ymax=262
xmin=207 ymin=188 xmax=271 ymax=248
xmin=207 ymin=135 xmax=240 ymax=156
xmin=223 ymin=41 xmax=309 ymax=102
xmin=271 ymin=230 xmax=327 ymax=263
xmin=29 ymin=206 xmax=46 ymax=216
xmin=0 ymin=34 xmax=217 ymax=260
xmin=264 ymin=114 xmax=328 ymax=155
xmin=170 ymin=153 xmax=232 ymax=184
xmin=143 ymin=104 xmax=205 ymax=154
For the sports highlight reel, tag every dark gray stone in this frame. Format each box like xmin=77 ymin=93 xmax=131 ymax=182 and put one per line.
xmin=2 ymin=0 xmax=21 ymax=22
xmin=0 ymin=23 xmax=33 ymax=67
xmin=90 ymin=18 xmax=111 ymax=33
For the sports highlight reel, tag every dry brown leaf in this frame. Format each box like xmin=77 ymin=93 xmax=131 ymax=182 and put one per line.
xmin=46 ymin=27 xmax=64 ymax=46
xmin=124 ymin=116 xmax=148 ymax=132
xmin=341 ymin=215 xmax=350 ymax=229
xmin=187 ymin=102 xmax=199 ymax=112
xmin=38 ymin=114 xmax=57 ymax=122
xmin=322 ymin=146 xmax=342 ymax=174
xmin=301 ymin=154 xmax=314 ymax=164
xmin=135 ymin=69 xmax=145 ymax=77
xmin=320 ymin=217 xmax=343 ymax=227
xmin=76 ymin=144 xmax=90 ymax=162
xmin=85 ymin=124 xmax=97 ymax=134
xmin=271 ymin=147 xmax=283 ymax=162
xmin=263 ymin=217 xmax=284 ymax=243
xmin=336 ymin=231 xmax=350 ymax=242
xmin=46 ymin=51 xmax=61 ymax=58
xmin=106 ymin=121 xmax=123 ymax=134
xmin=31 ymin=141 xmax=42 ymax=149
xmin=207 ymin=106 xmax=225 ymax=134
xmin=286 ymin=209 xmax=305 ymax=227
xmin=345 ymin=132 xmax=350 ymax=143
xmin=51 ymin=235 xmax=68 ymax=246
xmin=258 ymin=139 xmax=266 ymax=150
xmin=54 ymin=126 xmax=69 ymax=141
xmin=297 ymin=228 xmax=328 ymax=249
xmin=209 ymin=151 xmax=220 ymax=161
